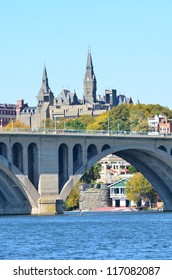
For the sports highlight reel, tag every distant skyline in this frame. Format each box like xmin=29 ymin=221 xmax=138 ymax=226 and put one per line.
xmin=0 ymin=0 xmax=172 ymax=107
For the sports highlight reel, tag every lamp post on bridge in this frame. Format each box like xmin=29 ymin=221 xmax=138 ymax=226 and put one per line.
xmin=44 ymin=119 xmax=46 ymax=133
xmin=54 ymin=118 xmax=57 ymax=133
xmin=108 ymin=118 xmax=110 ymax=135
xmin=118 ymin=123 xmax=120 ymax=133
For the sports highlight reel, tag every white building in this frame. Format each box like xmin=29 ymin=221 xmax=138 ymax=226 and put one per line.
xmin=148 ymin=114 xmax=168 ymax=132
xmin=98 ymin=154 xmax=132 ymax=184
xmin=109 ymin=178 xmax=135 ymax=207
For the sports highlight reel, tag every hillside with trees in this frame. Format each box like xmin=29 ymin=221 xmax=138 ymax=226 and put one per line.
xmin=87 ymin=103 xmax=172 ymax=132
xmin=37 ymin=103 xmax=172 ymax=133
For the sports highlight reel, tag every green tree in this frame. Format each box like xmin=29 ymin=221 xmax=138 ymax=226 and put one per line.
xmin=108 ymin=104 xmax=131 ymax=131
xmin=64 ymin=183 xmax=80 ymax=210
xmin=57 ymin=117 xmax=67 ymax=129
xmin=65 ymin=119 xmax=85 ymax=130
xmin=129 ymin=105 xmax=149 ymax=132
xmin=128 ymin=165 xmax=137 ymax=174
xmin=81 ymin=163 xmax=101 ymax=184
xmin=86 ymin=113 xmax=108 ymax=131
xmin=126 ymin=173 xmax=157 ymax=207
xmin=78 ymin=114 xmax=95 ymax=129
xmin=128 ymin=103 xmax=172 ymax=132
xmin=40 ymin=118 xmax=57 ymax=130
xmin=144 ymin=104 xmax=172 ymax=118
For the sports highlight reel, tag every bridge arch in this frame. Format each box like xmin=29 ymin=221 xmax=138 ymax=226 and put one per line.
xmin=60 ymin=142 xmax=172 ymax=211
xmin=0 ymin=155 xmax=39 ymax=214
xmin=28 ymin=143 xmax=39 ymax=190
xmin=115 ymin=148 xmax=172 ymax=210
xmin=12 ymin=142 xmax=23 ymax=172
xmin=73 ymin=144 xmax=83 ymax=173
xmin=0 ymin=142 xmax=7 ymax=158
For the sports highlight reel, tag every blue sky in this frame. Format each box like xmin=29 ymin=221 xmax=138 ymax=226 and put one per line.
xmin=0 ymin=0 xmax=172 ymax=107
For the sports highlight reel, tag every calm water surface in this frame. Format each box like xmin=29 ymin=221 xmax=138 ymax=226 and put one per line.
xmin=0 ymin=211 xmax=172 ymax=260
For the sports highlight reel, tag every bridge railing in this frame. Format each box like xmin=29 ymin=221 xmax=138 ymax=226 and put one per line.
xmin=0 ymin=127 xmax=171 ymax=137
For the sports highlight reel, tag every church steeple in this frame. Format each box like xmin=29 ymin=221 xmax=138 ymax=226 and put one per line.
xmin=86 ymin=49 xmax=93 ymax=71
xmin=83 ymin=49 xmax=97 ymax=104
xmin=37 ymin=65 xmax=54 ymax=108
xmin=41 ymin=65 xmax=49 ymax=94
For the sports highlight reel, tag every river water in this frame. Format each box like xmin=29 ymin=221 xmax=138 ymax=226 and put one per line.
xmin=0 ymin=211 xmax=172 ymax=260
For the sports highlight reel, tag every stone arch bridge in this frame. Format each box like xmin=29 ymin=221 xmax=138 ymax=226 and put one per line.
xmin=0 ymin=131 xmax=172 ymax=214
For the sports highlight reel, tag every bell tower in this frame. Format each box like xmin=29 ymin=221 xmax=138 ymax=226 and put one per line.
xmin=83 ymin=49 xmax=97 ymax=104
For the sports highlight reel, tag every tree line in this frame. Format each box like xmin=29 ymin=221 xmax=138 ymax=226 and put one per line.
xmin=39 ymin=103 xmax=172 ymax=132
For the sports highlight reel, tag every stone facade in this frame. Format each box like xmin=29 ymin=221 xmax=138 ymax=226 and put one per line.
xmin=79 ymin=185 xmax=111 ymax=211
xmin=16 ymin=50 xmax=133 ymax=129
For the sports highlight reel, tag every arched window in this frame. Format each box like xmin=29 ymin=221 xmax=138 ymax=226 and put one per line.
xmin=159 ymin=146 xmax=167 ymax=152
xmin=101 ymin=144 xmax=110 ymax=152
xmin=58 ymin=144 xmax=68 ymax=192
xmin=73 ymin=144 xmax=82 ymax=173
xmin=28 ymin=143 xmax=38 ymax=189
xmin=87 ymin=144 xmax=97 ymax=160
xmin=12 ymin=143 xmax=23 ymax=172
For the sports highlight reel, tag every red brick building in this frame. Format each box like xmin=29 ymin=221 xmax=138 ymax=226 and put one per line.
xmin=0 ymin=104 xmax=16 ymax=127
xmin=159 ymin=116 xmax=172 ymax=134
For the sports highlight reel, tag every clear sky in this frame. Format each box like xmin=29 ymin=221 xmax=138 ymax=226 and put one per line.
xmin=0 ymin=0 xmax=172 ymax=108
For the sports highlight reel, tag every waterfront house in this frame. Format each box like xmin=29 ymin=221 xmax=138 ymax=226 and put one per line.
xmin=109 ymin=178 xmax=135 ymax=207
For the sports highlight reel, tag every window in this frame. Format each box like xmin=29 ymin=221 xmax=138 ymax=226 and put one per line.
xmin=120 ymin=188 xmax=126 ymax=194
xmin=115 ymin=188 xmax=119 ymax=194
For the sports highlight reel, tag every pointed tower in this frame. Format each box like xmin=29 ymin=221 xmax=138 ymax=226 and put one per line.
xmin=37 ymin=65 xmax=54 ymax=108
xmin=83 ymin=49 xmax=97 ymax=104
xmin=36 ymin=65 xmax=54 ymax=121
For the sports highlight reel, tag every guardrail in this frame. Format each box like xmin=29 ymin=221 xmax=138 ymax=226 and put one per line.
xmin=0 ymin=128 xmax=171 ymax=137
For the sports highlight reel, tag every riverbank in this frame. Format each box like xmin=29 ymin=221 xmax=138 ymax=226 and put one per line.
xmin=91 ymin=206 xmax=139 ymax=212
xmin=91 ymin=206 xmax=164 ymax=212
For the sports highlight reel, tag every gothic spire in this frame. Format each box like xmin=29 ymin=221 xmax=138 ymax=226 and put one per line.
xmin=37 ymin=65 xmax=54 ymax=107
xmin=83 ymin=49 xmax=97 ymax=104
xmin=41 ymin=65 xmax=49 ymax=93
xmin=87 ymin=49 xmax=92 ymax=67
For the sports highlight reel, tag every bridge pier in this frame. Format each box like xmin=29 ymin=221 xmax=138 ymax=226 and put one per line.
xmin=56 ymin=199 xmax=64 ymax=214
xmin=38 ymin=174 xmax=60 ymax=214
xmin=38 ymin=196 xmax=57 ymax=214
xmin=38 ymin=197 xmax=64 ymax=214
